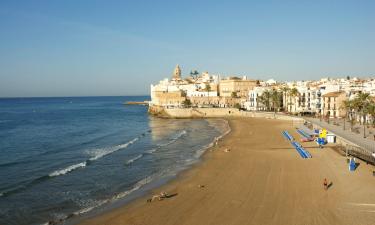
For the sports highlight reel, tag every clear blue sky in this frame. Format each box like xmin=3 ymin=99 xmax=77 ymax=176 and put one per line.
xmin=0 ymin=0 xmax=374 ymax=97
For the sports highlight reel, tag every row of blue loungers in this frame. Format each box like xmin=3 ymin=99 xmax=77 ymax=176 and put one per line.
xmin=282 ymin=131 xmax=312 ymax=159
xmin=296 ymin=129 xmax=311 ymax=139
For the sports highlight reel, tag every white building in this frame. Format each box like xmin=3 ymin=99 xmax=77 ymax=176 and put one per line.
xmin=244 ymin=86 xmax=272 ymax=111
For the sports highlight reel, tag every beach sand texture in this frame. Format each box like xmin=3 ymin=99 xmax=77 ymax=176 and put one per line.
xmin=80 ymin=118 xmax=375 ymax=225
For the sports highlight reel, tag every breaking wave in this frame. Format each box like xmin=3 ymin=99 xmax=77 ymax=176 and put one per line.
xmin=49 ymin=138 xmax=140 ymax=178
xmin=49 ymin=162 xmax=87 ymax=177
xmin=146 ymin=148 xmax=157 ymax=154
xmin=125 ymin=154 xmax=143 ymax=165
xmin=0 ymin=137 xmax=141 ymax=198
xmin=89 ymin=137 xmax=139 ymax=161
xmin=73 ymin=175 xmax=154 ymax=216
xmin=159 ymin=130 xmax=186 ymax=147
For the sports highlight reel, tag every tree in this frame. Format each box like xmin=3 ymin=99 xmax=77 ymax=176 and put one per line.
xmin=190 ymin=70 xmax=199 ymax=80
xmin=259 ymin=90 xmax=271 ymax=111
xmin=352 ymin=92 xmax=372 ymax=137
xmin=204 ymin=83 xmax=211 ymax=105
xmin=367 ymin=102 xmax=375 ymax=128
xmin=234 ymin=103 xmax=241 ymax=109
xmin=280 ymin=86 xmax=290 ymax=111
xmin=182 ymin=99 xmax=192 ymax=108
xmin=270 ymin=89 xmax=283 ymax=115
xmin=341 ymin=99 xmax=354 ymax=130
xmin=289 ymin=88 xmax=299 ymax=113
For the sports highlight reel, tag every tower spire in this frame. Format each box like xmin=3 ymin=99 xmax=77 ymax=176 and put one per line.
xmin=172 ymin=64 xmax=181 ymax=80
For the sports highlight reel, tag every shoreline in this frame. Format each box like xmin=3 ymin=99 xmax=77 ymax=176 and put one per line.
xmin=78 ymin=117 xmax=375 ymax=225
xmin=62 ymin=118 xmax=231 ymax=225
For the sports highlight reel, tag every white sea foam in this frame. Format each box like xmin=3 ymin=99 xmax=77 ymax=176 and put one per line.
xmin=74 ymin=200 xmax=108 ymax=215
xmin=113 ymin=176 xmax=153 ymax=199
xmin=73 ymin=176 xmax=154 ymax=216
xmin=159 ymin=130 xmax=187 ymax=147
xmin=125 ymin=154 xmax=143 ymax=165
xmin=194 ymin=119 xmax=231 ymax=158
xmin=146 ymin=148 xmax=157 ymax=154
xmin=49 ymin=162 xmax=87 ymax=177
xmin=48 ymin=138 xmax=140 ymax=178
xmin=174 ymin=130 xmax=187 ymax=139
xmin=89 ymin=137 xmax=139 ymax=161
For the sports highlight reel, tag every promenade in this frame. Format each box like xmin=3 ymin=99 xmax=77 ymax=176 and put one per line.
xmin=304 ymin=117 xmax=375 ymax=153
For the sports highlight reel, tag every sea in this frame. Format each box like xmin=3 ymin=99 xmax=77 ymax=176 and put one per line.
xmin=0 ymin=96 xmax=229 ymax=225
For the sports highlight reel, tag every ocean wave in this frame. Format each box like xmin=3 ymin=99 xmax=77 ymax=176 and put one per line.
xmin=51 ymin=137 xmax=141 ymax=177
xmin=49 ymin=161 xmax=87 ymax=177
xmin=194 ymin=119 xmax=231 ymax=159
xmin=146 ymin=148 xmax=157 ymax=154
xmin=125 ymin=154 xmax=143 ymax=165
xmin=173 ymin=130 xmax=187 ymax=140
xmin=73 ymin=175 xmax=154 ymax=216
xmin=0 ymin=160 xmax=28 ymax=168
xmin=0 ymin=137 xmax=142 ymax=198
xmin=158 ymin=130 xmax=187 ymax=147
xmin=88 ymin=137 xmax=139 ymax=161
xmin=0 ymin=175 xmax=50 ymax=197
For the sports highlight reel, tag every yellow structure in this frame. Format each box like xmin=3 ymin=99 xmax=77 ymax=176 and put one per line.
xmin=219 ymin=78 xmax=257 ymax=98
xmin=151 ymin=90 xmax=186 ymax=107
xmin=319 ymin=129 xmax=327 ymax=138
xmin=172 ymin=64 xmax=182 ymax=80
xmin=321 ymin=91 xmax=347 ymax=118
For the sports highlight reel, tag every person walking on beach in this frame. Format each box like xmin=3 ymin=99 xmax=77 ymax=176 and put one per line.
xmin=323 ymin=178 xmax=328 ymax=190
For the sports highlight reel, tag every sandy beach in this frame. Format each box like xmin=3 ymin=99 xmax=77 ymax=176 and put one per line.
xmin=79 ymin=117 xmax=375 ymax=225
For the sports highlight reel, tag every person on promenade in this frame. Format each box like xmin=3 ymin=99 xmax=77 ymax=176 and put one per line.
xmin=323 ymin=178 xmax=328 ymax=190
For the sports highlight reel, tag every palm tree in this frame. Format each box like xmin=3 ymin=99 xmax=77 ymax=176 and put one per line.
xmin=352 ymin=92 xmax=372 ymax=137
xmin=270 ymin=89 xmax=282 ymax=117
xmin=289 ymin=88 xmax=299 ymax=114
xmin=182 ymin=99 xmax=192 ymax=108
xmin=204 ymin=83 xmax=211 ymax=106
xmin=280 ymin=87 xmax=290 ymax=112
xmin=190 ymin=70 xmax=199 ymax=81
xmin=259 ymin=90 xmax=271 ymax=111
xmin=341 ymin=99 xmax=354 ymax=130
xmin=367 ymin=102 xmax=375 ymax=128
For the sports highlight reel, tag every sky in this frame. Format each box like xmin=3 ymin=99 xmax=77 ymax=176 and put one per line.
xmin=0 ymin=0 xmax=374 ymax=97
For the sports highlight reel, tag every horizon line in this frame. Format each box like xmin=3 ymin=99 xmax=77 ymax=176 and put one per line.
xmin=0 ymin=95 xmax=151 ymax=99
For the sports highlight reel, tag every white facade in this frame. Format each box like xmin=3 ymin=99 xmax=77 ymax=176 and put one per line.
xmin=244 ymin=86 xmax=272 ymax=111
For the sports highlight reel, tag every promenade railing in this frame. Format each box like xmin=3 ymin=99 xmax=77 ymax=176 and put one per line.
xmin=304 ymin=118 xmax=375 ymax=153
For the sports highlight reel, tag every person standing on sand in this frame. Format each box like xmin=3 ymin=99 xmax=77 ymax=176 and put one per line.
xmin=323 ymin=178 xmax=328 ymax=190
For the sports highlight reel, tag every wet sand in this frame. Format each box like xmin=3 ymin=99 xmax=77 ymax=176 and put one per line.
xmin=79 ymin=118 xmax=375 ymax=225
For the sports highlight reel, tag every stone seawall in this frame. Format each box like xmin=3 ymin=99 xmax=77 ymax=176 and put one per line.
xmin=148 ymin=105 xmax=303 ymax=121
